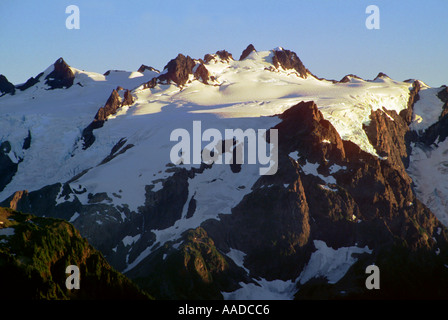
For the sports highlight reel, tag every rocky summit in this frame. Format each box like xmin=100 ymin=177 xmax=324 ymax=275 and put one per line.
xmin=0 ymin=45 xmax=448 ymax=300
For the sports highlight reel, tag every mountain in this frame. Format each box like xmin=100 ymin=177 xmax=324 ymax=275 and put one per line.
xmin=0 ymin=45 xmax=448 ymax=299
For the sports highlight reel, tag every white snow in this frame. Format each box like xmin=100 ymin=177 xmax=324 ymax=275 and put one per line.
xmin=0 ymin=228 xmax=15 ymax=237
xmin=289 ymin=151 xmax=300 ymax=162
xmin=301 ymin=161 xmax=337 ymax=185
xmin=222 ymin=278 xmax=297 ymax=300
xmin=329 ymin=164 xmax=346 ymax=174
xmin=410 ymin=87 xmax=445 ymax=132
xmin=297 ymin=240 xmax=372 ymax=285
xmin=68 ymin=212 xmax=80 ymax=223
xmin=408 ymin=140 xmax=448 ymax=227
xmin=122 ymin=234 xmax=141 ymax=247
xmin=222 ymin=239 xmax=372 ymax=300
xmin=226 ymin=248 xmax=250 ymax=274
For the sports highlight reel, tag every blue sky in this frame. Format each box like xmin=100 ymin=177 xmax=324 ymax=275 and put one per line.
xmin=1 ymin=0 xmax=447 ymax=87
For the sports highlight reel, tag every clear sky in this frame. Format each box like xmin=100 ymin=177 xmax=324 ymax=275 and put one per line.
xmin=0 ymin=0 xmax=447 ymax=87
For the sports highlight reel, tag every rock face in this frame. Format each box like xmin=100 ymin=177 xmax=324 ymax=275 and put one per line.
xmin=45 ymin=58 xmax=75 ymax=89
xmin=122 ymin=89 xmax=134 ymax=106
xmin=143 ymin=53 xmax=211 ymax=88
xmin=13 ymin=58 xmax=75 ymax=92
xmin=374 ymin=72 xmax=390 ymax=80
xmin=82 ymin=89 xmax=135 ymax=149
xmin=400 ymin=80 xmax=421 ymax=125
xmin=239 ymin=44 xmax=256 ymax=61
xmin=95 ymin=89 xmax=122 ymax=121
xmin=193 ymin=63 xmax=210 ymax=84
xmin=272 ymin=48 xmax=309 ymax=78
xmin=158 ymin=54 xmax=196 ymax=87
xmin=137 ymin=65 xmax=160 ymax=73
xmin=0 ymin=75 xmax=15 ymax=95
xmin=215 ymin=50 xmax=233 ymax=62
xmin=339 ymin=74 xmax=363 ymax=83
xmin=16 ymin=72 xmax=44 ymax=91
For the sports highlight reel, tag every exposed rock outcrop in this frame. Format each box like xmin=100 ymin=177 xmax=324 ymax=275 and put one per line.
xmin=339 ymin=74 xmax=363 ymax=83
xmin=239 ymin=44 xmax=256 ymax=61
xmin=16 ymin=72 xmax=44 ymax=91
xmin=0 ymin=75 xmax=15 ymax=96
xmin=272 ymin=48 xmax=310 ymax=78
xmin=400 ymin=80 xmax=421 ymax=125
xmin=373 ymin=72 xmax=390 ymax=80
xmin=137 ymin=65 xmax=160 ymax=73
xmin=215 ymin=50 xmax=233 ymax=62
xmin=44 ymin=57 xmax=75 ymax=89
xmin=158 ymin=54 xmax=196 ymax=87
xmin=95 ymin=89 xmax=121 ymax=121
xmin=82 ymin=89 xmax=135 ymax=149
xmin=193 ymin=63 xmax=210 ymax=84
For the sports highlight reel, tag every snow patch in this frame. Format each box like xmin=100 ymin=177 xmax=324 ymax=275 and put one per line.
xmin=68 ymin=212 xmax=80 ymax=223
xmin=226 ymin=248 xmax=249 ymax=273
xmin=122 ymin=234 xmax=141 ymax=246
xmin=0 ymin=228 xmax=15 ymax=237
xmin=222 ymin=278 xmax=296 ymax=300
xmin=302 ymin=161 xmax=336 ymax=185
xmin=297 ymin=240 xmax=372 ymax=285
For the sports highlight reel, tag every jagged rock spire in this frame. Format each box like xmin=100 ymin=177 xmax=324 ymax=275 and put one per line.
xmin=239 ymin=44 xmax=256 ymax=61
xmin=44 ymin=57 xmax=75 ymax=89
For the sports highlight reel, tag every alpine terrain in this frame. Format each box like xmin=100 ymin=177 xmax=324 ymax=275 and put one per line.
xmin=1 ymin=45 xmax=448 ymax=299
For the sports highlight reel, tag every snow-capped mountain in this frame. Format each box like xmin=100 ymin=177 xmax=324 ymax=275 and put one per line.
xmin=1 ymin=44 xmax=447 ymax=299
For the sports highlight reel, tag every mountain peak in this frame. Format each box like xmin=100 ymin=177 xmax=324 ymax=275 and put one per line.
xmin=44 ymin=57 xmax=75 ymax=89
xmin=271 ymin=47 xmax=310 ymax=78
xmin=0 ymin=74 xmax=15 ymax=96
xmin=137 ymin=64 xmax=160 ymax=73
xmin=215 ymin=50 xmax=234 ymax=62
xmin=158 ymin=53 xmax=197 ymax=86
xmin=374 ymin=72 xmax=390 ymax=81
xmin=239 ymin=44 xmax=256 ymax=61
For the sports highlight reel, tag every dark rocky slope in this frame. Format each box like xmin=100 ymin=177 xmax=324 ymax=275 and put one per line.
xmin=44 ymin=58 xmax=75 ymax=89
xmin=0 ymin=207 xmax=152 ymax=300
xmin=81 ymin=88 xmax=135 ymax=149
xmin=0 ymin=75 xmax=15 ymax=96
